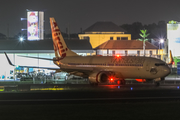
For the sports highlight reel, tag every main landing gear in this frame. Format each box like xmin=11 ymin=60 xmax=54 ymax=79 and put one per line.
xmin=155 ymin=77 xmax=164 ymax=86
xmin=156 ymin=82 xmax=160 ymax=86
xmin=90 ymin=82 xmax=98 ymax=86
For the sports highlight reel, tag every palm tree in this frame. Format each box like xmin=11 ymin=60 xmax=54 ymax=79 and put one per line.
xmin=138 ymin=29 xmax=150 ymax=56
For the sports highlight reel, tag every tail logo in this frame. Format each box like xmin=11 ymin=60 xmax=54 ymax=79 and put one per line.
xmin=51 ymin=20 xmax=68 ymax=58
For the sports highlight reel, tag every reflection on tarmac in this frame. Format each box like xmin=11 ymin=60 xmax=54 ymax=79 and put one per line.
xmin=1 ymin=78 xmax=180 ymax=92
xmin=0 ymin=83 xmax=180 ymax=103
xmin=0 ymin=83 xmax=180 ymax=92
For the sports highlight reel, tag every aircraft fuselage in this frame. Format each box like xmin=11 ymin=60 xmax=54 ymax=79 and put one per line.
xmin=53 ymin=56 xmax=171 ymax=80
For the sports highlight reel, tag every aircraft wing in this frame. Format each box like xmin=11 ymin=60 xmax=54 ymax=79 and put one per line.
xmin=17 ymin=55 xmax=59 ymax=61
xmin=4 ymin=52 xmax=60 ymax=70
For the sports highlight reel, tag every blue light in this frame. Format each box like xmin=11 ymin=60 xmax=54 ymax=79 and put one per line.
xmin=21 ymin=29 xmax=27 ymax=31
xmin=177 ymin=86 xmax=179 ymax=89
xmin=21 ymin=18 xmax=27 ymax=21
xmin=131 ymin=87 xmax=133 ymax=90
xmin=118 ymin=86 xmax=120 ymax=89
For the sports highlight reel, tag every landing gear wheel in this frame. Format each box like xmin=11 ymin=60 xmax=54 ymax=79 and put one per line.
xmin=118 ymin=80 xmax=125 ymax=85
xmin=156 ymin=82 xmax=160 ymax=86
xmin=90 ymin=83 xmax=98 ymax=86
xmin=161 ymin=78 xmax=165 ymax=81
xmin=122 ymin=80 xmax=126 ymax=85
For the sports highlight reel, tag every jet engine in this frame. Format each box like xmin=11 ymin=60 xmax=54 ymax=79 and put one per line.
xmin=88 ymin=71 xmax=114 ymax=84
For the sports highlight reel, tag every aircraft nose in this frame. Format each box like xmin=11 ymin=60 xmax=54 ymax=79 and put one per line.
xmin=163 ymin=67 xmax=171 ymax=76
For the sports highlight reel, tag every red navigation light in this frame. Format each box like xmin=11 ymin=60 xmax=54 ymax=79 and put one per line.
xmin=110 ymin=77 xmax=114 ymax=81
xmin=116 ymin=54 xmax=120 ymax=58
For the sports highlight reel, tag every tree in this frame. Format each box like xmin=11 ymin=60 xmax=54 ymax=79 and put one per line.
xmin=120 ymin=22 xmax=143 ymax=39
xmin=120 ymin=21 xmax=167 ymax=39
xmin=138 ymin=29 xmax=150 ymax=56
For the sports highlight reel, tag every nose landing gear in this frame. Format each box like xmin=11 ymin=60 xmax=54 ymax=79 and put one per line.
xmin=156 ymin=82 xmax=160 ymax=86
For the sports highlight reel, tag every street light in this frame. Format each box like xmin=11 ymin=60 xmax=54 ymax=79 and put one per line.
xmin=159 ymin=39 xmax=164 ymax=58
xmin=160 ymin=39 xmax=164 ymax=43
xmin=19 ymin=36 xmax=24 ymax=41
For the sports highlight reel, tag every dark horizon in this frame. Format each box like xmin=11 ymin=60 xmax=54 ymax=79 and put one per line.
xmin=1 ymin=0 xmax=180 ymax=37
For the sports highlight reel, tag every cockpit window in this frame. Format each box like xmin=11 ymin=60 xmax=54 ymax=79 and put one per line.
xmin=155 ymin=63 xmax=166 ymax=66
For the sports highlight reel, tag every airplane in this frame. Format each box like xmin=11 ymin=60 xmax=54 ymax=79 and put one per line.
xmin=5 ymin=17 xmax=173 ymax=86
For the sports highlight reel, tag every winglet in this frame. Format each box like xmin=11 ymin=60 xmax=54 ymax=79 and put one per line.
xmin=168 ymin=50 xmax=174 ymax=65
xmin=4 ymin=52 xmax=15 ymax=66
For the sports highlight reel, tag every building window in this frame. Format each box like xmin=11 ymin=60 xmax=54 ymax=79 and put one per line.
xmin=121 ymin=37 xmax=128 ymax=40
xmin=137 ymin=51 xmax=140 ymax=56
xmin=125 ymin=51 xmax=128 ymax=56
xmin=112 ymin=51 xmax=115 ymax=56
xmin=117 ymin=37 xmax=120 ymax=40
xmin=110 ymin=37 xmax=113 ymax=40
xmin=149 ymin=51 xmax=152 ymax=56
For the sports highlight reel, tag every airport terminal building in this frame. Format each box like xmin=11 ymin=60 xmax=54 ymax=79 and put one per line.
xmin=0 ymin=39 xmax=94 ymax=80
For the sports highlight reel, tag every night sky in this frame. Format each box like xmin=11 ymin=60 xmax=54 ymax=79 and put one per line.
xmin=1 ymin=0 xmax=180 ymax=37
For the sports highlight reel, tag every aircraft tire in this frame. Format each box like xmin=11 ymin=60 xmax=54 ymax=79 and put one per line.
xmin=161 ymin=77 xmax=165 ymax=81
xmin=156 ymin=82 xmax=160 ymax=86
xmin=120 ymin=80 xmax=126 ymax=85
xmin=90 ymin=82 xmax=98 ymax=86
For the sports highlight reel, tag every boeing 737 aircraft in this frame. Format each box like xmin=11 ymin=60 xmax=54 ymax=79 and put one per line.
xmin=5 ymin=18 xmax=173 ymax=86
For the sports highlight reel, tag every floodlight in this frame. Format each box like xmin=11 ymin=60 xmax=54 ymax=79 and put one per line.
xmin=160 ymin=39 xmax=164 ymax=43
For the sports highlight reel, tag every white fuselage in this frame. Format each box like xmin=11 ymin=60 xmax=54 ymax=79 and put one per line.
xmin=53 ymin=56 xmax=171 ymax=80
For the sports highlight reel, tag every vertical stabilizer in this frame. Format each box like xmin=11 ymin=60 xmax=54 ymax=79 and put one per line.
xmin=168 ymin=50 xmax=174 ymax=65
xmin=50 ymin=18 xmax=78 ymax=58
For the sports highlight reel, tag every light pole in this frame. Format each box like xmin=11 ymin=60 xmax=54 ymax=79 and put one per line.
xmin=159 ymin=39 xmax=164 ymax=59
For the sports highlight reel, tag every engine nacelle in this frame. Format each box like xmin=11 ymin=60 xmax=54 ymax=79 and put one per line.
xmin=88 ymin=71 xmax=112 ymax=83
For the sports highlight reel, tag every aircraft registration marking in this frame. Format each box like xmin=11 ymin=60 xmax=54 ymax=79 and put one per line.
xmin=67 ymin=63 xmax=143 ymax=67
xmin=111 ymin=57 xmax=145 ymax=64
